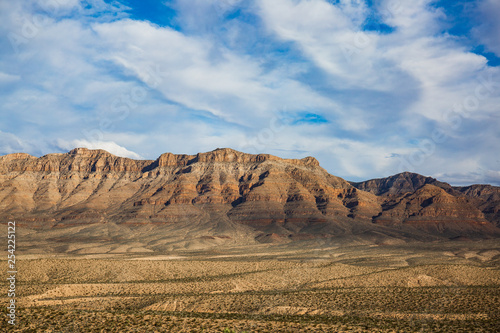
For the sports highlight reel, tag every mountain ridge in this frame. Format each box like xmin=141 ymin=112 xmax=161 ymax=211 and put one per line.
xmin=353 ymin=172 xmax=500 ymax=228
xmin=1 ymin=148 xmax=499 ymax=253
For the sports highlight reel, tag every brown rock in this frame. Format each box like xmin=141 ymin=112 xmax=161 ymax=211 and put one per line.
xmin=352 ymin=172 xmax=452 ymax=196
xmin=0 ymin=148 xmax=498 ymax=250
xmin=374 ymin=184 xmax=497 ymax=238
xmin=457 ymin=184 xmax=500 ymax=227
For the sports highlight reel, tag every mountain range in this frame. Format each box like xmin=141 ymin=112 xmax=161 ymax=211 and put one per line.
xmin=1 ymin=148 xmax=499 ymax=253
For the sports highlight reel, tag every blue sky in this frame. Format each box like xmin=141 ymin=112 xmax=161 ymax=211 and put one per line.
xmin=1 ymin=0 xmax=499 ymax=185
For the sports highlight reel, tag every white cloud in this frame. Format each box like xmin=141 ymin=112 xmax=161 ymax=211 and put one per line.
xmin=57 ymin=139 xmax=143 ymax=159
xmin=257 ymin=0 xmax=383 ymax=88
xmin=92 ymin=18 xmax=335 ymax=126
xmin=258 ymin=0 xmax=497 ymax=123
xmin=0 ymin=131 xmax=31 ymax=155
xmin=254 ymin=0 xmax=500 ymax=184
xmin=484 ymin=170 xmax=500 ymax=186
xmin=378 ymin=0 xmax=444 ymax=36
xmin=0 ymin=72 xmax=20 ymax=83
xmin=170 ymin=0 xmax=232 ymax=33
xmin=474 ymin=0 xmax=500 ymax=56
xmin=0 ymin=0 xmax=498 ymax=186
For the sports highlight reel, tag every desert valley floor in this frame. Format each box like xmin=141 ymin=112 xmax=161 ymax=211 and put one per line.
xmin=2 ymin=240 xmax=500 ymax=332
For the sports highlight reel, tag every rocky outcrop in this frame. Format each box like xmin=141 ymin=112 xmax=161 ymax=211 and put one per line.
xmin=0 ymin=148 xmax=378 ymax=232
xmin=373 ymin=184 xmax=496 ymax=238
xmin=352 ymin=172 xmax=452 ymax=196
xmin=355 ymin=173 xmax=500 ymax=229
xmin=456 ymin=185 xmax=500 ymax=227
xmin=0 ymin=148 xmax=499 ymax=248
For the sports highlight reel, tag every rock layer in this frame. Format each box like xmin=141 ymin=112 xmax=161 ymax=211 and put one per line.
xmin=351 ymin=172 xmax=452 ymax=196
xmin=354 ymin=172 xmax=500 ymax=229
xmin=0 ymin=149 xmax=499 ymax=251
xmin=456 ymin=185 xmax=500 ymax=227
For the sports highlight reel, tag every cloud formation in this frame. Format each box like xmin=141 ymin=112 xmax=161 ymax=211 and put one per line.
xmin=0 ymin=0 xmax=499 ymax=185
xmin=56 ymin=139 xmax=143 ymax=159
xmin=475 ymin=0 xmax=500 ymax=56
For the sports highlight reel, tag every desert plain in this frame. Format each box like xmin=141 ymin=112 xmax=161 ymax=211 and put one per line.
xmin=2 ymin=239 xmax=500 ymax=332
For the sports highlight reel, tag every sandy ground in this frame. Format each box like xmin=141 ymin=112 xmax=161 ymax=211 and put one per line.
xmin=1 ymin=241 xmax=500 ymax=332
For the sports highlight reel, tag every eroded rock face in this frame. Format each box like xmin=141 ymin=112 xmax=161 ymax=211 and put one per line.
xmin=457 ymin=185 xmax=500 ymax=227
xmin=354 ymin=173 xmax=500 ymax=229
xmin=352 ymin=172 xmax=452 ymax=196
xmin=373 ymin=184 xmax=496 ymax=238
xmin=0 ymin=148 xmax=377 ymax=229
xmin=0 ymin=148 xmax=498 ymax=244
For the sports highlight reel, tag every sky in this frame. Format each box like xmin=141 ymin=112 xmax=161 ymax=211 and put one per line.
xmin=0 ymin=0 xmax=499 ymax=185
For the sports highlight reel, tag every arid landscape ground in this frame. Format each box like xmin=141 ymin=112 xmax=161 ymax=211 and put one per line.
xmin=2 ymin=240 xmax=500 ymax=332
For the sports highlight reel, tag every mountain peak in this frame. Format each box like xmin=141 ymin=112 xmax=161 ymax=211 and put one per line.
xmin=152 ymin=148 xmax=320 ymax=169
xmin=0 ymin=152 xmax=36 ymax=162
xmin=1 ymin=148 xmax=499 ymax=248
xmin=195 ymin=148 xmax=279 ymax=163
xmin=300 ymin=156 xmax=320 ymax=167
xmin=352 ymin=172 xmax=451 ymax=196
xmin=68 ymin=147 xmax=114 ymax=157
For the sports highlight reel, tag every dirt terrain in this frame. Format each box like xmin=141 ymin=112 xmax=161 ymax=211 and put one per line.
xmin=2 ymin=241 xmax=500 ymax=332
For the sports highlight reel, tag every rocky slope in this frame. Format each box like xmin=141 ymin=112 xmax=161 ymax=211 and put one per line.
xmin=372 ymin=184 xmax=494 ymax=238
xmin=1 ymin=149 xmax=499 ymax=253
xmin=351 ymin=172 xmax=453 ymax=196
xmin=456 ymin=185 xmax=500 ymax=227
xmin=353 ymin=173 xmax=500 ymax=229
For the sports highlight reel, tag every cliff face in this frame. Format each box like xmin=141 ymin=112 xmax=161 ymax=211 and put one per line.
xmin=456 ymin=185 xmax=500 ymax=227
xmin=1 ymin=148 xmax=498 ymax=252
xmin=354 ymin=173 xmax=500 ymax=229
xmin=0 ymin=148 xmax=378 ymax=227
xmin=372 ymin=184 xmax=496 ymax=238
xmin=351 ymin=172 xmax=452 ymax=196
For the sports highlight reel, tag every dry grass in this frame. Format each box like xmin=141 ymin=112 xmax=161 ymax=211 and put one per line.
xmin=1 ymin=241 xmax=500 ymax=332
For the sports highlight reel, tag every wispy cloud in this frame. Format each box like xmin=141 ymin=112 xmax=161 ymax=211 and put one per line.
xmin=56 ymin=139 xmax=143 ymax=159
xmin=474 ymin=0 xmax=500 ymax=57
xmin=0 ymin=0 xmax=498 ymax=185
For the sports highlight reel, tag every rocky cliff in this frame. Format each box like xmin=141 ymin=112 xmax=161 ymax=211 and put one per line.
xmin=351 ymin=172 xmax=452 ymax=196
xmin=456 ymin=185 xmax=500 ymax=227
xmin=1 ymin=149 xmax=499 ymax=253
xmin=354 ymin=172 xmax=500 ymax=229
